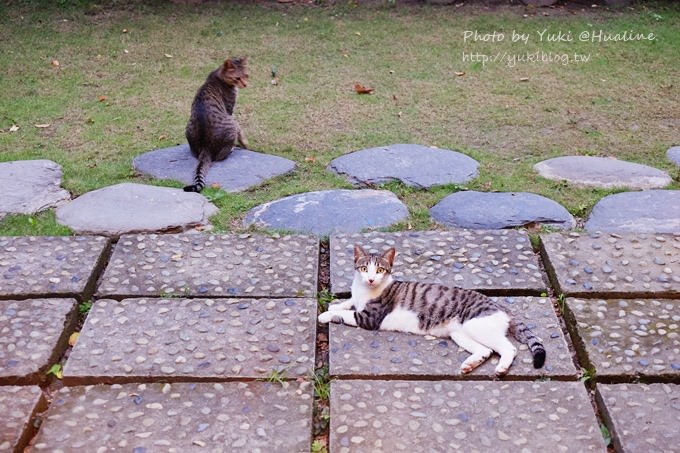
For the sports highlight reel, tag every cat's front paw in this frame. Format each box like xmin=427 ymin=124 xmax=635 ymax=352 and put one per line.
xmin=328 ymin=300 xmax=353 ymax=311
xmin=318 ymin=311 xmax=343 ymax=324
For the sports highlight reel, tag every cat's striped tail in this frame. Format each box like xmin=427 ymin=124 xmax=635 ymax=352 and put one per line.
xmin=183 ymin=157 xmax=212 ymax=193
xmin=510 ymin=321 xmax=546 ymax=369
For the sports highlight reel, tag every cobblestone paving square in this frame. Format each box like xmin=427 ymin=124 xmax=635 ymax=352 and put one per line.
xmin=0 ymin=236 xmax=109 ymax=299
xmin=97 ymin=233 xmax=318 ymax=299
xmin=541 ymin=232 xmax=680 ymax=298
xmin=328 ymin=296 xmax=575 ymax=378
xmin=597 ymin=383 xmax=679 ymax=453
xmin=567 ymin=298 xmax=679 ymax=379
xmin=32 ymin=381 xmax=312 ymax=452
xmin=330 ymin=380 xmax=606 ymax=453
xmin=0 ymin=298 xmax=76 ymax=384
xmin=64 ymin=298 xmax=317 ymax=383
xmin=331 ymin=230 xmax=545 ymax=295
xmin=0 ymin=386 xmax=44 ymax=452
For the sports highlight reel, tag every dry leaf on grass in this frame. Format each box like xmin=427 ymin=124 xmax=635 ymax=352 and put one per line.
xmin=34 ymin=124 xmax=50 ymax=128
xmin=455 ymin=71 xmax=466 ymax=77
xmin=354 ymin=83 xmax=374 ymax=95
xmin=9 ymin=125 xmax=19 ymax=132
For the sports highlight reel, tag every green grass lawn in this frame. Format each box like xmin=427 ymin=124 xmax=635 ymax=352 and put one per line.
xmin=1 ymin=0 xmax=678 ymax=235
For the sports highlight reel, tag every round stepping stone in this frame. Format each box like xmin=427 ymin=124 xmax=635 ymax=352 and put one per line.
xmin=430 ymin=191 xmax=575 ymax=230
xmin=667 ymin=146 xmax=680 ymax=166
xmin=0 ymin=160 xmax=70 ymax=219
xmin=133 ymin=144 xmax=296 ymax=192
xmin=55 ymin=183 xmax=217 ymax=236
xmin=585 ymin=190 xmax=680 ymax=233
xmin=243 ymin=189 xmax=408 ymax=236
xmin=534 ymin=156 xmax=671 ymax=189
xmin=328 ymin=144 xmax=479 ymax=188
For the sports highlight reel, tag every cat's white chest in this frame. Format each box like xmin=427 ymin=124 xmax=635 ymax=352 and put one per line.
xmin=379 ymin=307 xmax=425 ymax=334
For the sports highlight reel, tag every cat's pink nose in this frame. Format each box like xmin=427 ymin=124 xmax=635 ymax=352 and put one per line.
xmin=368 ymin=279 xmax=374 ymax=284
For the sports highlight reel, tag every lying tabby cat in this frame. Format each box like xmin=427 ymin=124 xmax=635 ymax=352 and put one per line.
xmin=318 ymin=245 xmax=546 ymax=376
xmin=184 ymin=56 xmax=249 ymax=192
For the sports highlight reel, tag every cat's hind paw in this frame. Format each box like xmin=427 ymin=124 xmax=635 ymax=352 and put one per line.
xmin=494 ymin=365 xmax=510 ymax=377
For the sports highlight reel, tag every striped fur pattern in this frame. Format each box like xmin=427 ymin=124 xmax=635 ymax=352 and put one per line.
xmin=318 ymin=244 xmax=546 ymax=376
xmin=183 ymin=56 xmax=249 ymax=193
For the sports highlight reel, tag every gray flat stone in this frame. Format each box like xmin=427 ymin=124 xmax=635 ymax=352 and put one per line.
xmin=244 ymin=189 xmax=409 ymax=236
xmin=133 ymin=144 xmax=296 ymax=192
xmin=534 ymin=156 xmax=671 ymax=189
xmin=668 ymin=146 xmax=680 ymax=166
xmin=328 ymin=144 xmax=479 ymax=188
xmin=597 ymin=383 xmax=679 ymax=452
xmin=0 ymin=159 xmax=70 ymax=219
xmin=567 ymin=298 xmax=679 ymax=379
xmin=64 ymin=297 xmax=316 ymax=383
xmin=96 ymin=233 xmax=318 ymax=299
xmin=330 ymin=230 xmax=545 ymax=295
xmin=1 ymin=299 xmax=76 ymax=384
xmin=330 ymin=380 xmax=606 ymax=453
xmin=0 ymin=386 xmax=45 ymax=452
xmin=329 ymin=296 xmax=574 ymax=378
xmin=0 ymin=236 xmax=109 ymax=299
xmin=56 ymin=183 xmax=218 ymax=236
xmin=430 ymin=191 xmax=575 ymax=230
xmin=585 ymin=190 xmax=680 ymax=233
xmin=33 ymin=381 xmax=312 ymax=451
xmin=540 ymin=232 xmax=680 ymax=297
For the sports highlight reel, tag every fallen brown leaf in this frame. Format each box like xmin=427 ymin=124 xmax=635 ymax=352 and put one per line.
xmin=305 ymin=156 xmax=317 ymax=163
xmin=519 ymin=77 xmax=529 ymax=82
xmin=34 ymin=124 xmax=50 ymax=128
xmin=51 ymin=59 xmax=60 ymax=67
xmin=354 ymin=83 xmax=374 ymax=95
xmin=69 ymin=332 xmax=80 ymax=346
xmin=98 ymin=95 xmax=107 ymax=102
xmin=455 ymin=71 xmax=466 ymax=77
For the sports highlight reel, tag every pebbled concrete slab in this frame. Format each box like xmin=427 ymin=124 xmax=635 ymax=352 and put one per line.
xmin=596 ymin=383 xmax=679 ymax=453
xmin=330 ymin=380 xmax=606 ymax=453
xmin=330 ymin=230 xmax=545 ymax=295
xmin=56 ymin=182 xmax=218 ymax=236
xmin=328 ymin=144 xmax=479 ymax=189
xmin=64 ymin=297 xmax=316 ymax=383
xmin=667 ymin=146 xmax=680 ymax=166
xmin=0 ymin=236 xmax=109 ymax=300
xmin=585 ymin=190 xmax=680 ymax=233
xmin=32 ymin=381 xmax=312 ymax=452
xmin=1 ymin=299 xmax=76 ymax=384
xmin=534 ymin=156 xmax=671 ymax=189
xmin=244 ymin=189 xmax=409 ymax=236
xmin=0 ymin=386 xmax=45 ymax=452
xmin=96 ymin=233 xmax=318 ymax=299
xmin=566 ymin=298 xmax=679 ymax=379
xmin=0 ymin=159 xmax=70 ymax=219
xmin=328 ymin=296 xmax=575 ymax=379
xmin=540 ymin=232 xmax=680 ymax=298
xmin=430 ymin=191 xmax=575 ymax=230
xmin=133 ymin=144 xmax=297 ymax=192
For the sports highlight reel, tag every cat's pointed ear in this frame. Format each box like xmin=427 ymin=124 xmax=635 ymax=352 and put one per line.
xmin=382 ymin=248 xmax=396 ymax=267
xmin=223 ymin=59 xmax=234 ymax=70
xmin=353 ymin=244 xmax=367 ymax=262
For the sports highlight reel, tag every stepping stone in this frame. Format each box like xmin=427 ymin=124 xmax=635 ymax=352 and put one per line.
xmin=133 ymin=144 xmax=296 ymax=192
xmin=64 ymin=297 xmax=316 ymax=383
xmin=330 ymin=230 xmax=545 ymax=296
xmin=585 ymin=190 xmax=680 ymax=233
xmin=328 ymin=296 xmax=574 ymax=379
xmin=0 ymin=386 xmax=45 ymax=452
xmin=540 ymin=232 xmax=679 ymax=298
xmin=330 ymin=380 xmax=605 ymax=452
xmin=96 ymin=233 xmax=318 ymax=299
xmin=0 ymin=236 xmax=109 ymax=299
xmin=244 ymin=189 xmax=409 ymax=236
xmin=328 ymin=143 xmax=479 ymax=188
xmin=668 ymin=145 xmax=680 ymax=166
xmin=596 ymin=383 xmax=679 ymax=453
xmin=567 ymin=298 xmax=679 ymax=379
xmin=0 ymin=299 xmax=76 ymax=384
xmin=0 ymin=159 xmax=70 ymax=219
xmin=56 ymin=182 xmax=218 ymax=236
xmin=32 ymin=381 xmax=312 ymax=451
xmin=534 ymin=156 xmax=671 ymax=189
xmin=430 ymin=191 xmax=575 ymax=230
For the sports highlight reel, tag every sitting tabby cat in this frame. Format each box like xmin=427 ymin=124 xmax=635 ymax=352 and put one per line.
xmin=183 ymin=56 xmax=249 ymax=192
xmin=318 ymin=245 xmax=546 ymax=376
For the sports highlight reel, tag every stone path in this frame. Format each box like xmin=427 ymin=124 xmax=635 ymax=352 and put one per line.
xmin=1 ymin=230 xmax=679 ymax=452
xmin=0 ymin=160 xmax=70 ymax=220
xmin=585 ymin=190 xmax=680 ymax=233
xmin=667 ymin=146 xmax=680 ymax=166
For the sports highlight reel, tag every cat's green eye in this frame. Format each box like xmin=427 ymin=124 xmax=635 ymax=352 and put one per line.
xmin=359 ymin=266 xmax=368 ymax=272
